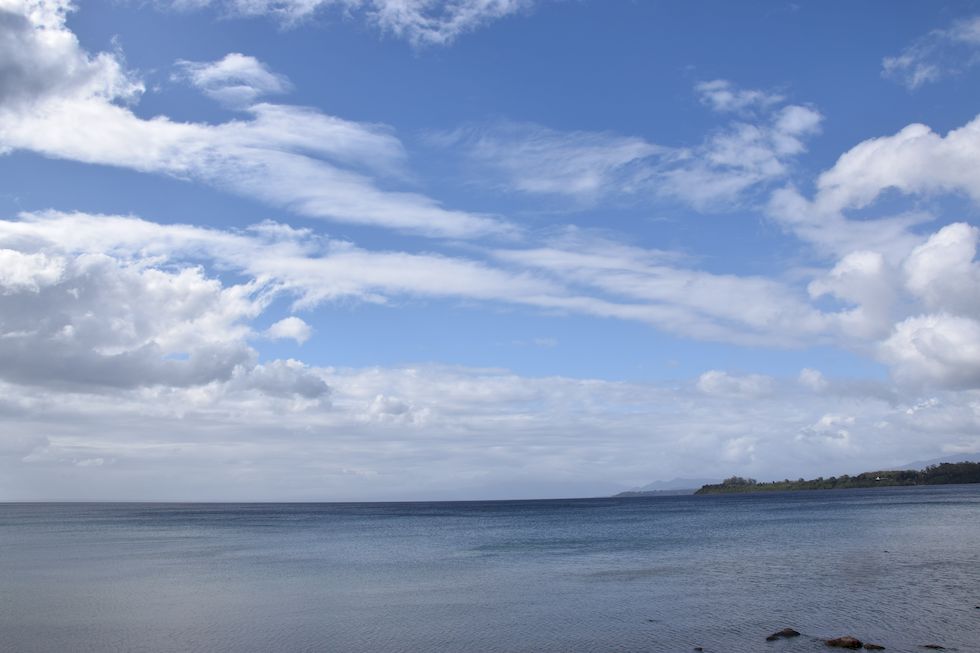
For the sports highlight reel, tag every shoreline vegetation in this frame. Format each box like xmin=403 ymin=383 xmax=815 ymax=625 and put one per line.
xmin=693 ymin=461 xmax=980 ymax=495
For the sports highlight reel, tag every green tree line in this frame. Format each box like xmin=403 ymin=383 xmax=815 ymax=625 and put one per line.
xmin=694 ymin=462 xmax=980 ymax=494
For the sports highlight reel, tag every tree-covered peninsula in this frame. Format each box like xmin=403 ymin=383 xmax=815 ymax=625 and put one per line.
xmin=694 ymin=461 xmax=980 ymax=495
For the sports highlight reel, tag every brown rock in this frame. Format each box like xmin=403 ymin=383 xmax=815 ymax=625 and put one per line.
xmin=766 ymin=628 xmax=802 ymax=641
xmin=864 ymin=645 xmax=885 ymax=651
xmin=826 ymin=636 xmax=863 ymax=649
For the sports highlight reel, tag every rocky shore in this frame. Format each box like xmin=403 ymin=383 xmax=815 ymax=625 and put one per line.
xmin=752 ymin=627 xmax=954 ymax=651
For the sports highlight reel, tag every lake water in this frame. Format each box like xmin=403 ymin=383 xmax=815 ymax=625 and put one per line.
xmin=1 ymin=486 xmax=979 ymax=653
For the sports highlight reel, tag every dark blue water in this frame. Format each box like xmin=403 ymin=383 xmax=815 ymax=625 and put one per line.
xmin=2 ymin=486 xmax=979 ymax=653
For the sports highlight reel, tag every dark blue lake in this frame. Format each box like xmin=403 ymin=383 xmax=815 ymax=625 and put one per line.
xmin=2 ymin=486 xmax=979 ymax=652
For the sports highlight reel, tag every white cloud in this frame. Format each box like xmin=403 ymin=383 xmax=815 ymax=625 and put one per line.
xmin=808 ymin=250 xmax=898 ymax=340
xmin=798 ymin=368 xmax=828 ymax=392
xmin=176 ymin=0 xmax=535 ymax=46
xmin=696 ymin=370 xmax=774 ymax=398
xmin=436 ymin=121 xmax=662 ymax=203
xmin=903 ymin=223 xmax=980 ymax=318
xmin=0 ymin=217 xmax=333 ymax=399
xmin=493 ymin=230 xmax=830 ymax=347
xmin=765 ymin=112 xmax=980 ymax=261
xmin=883 ymin=16 xmax=980 ymax=89
xmin=438 ymin=82 xmax=822 ymax=211
xmin=174 ymin=52 xmax=292 ymax=106
xmin=5 ymin=204 xmax=980 ymax=394
xmin=0 ymin=249 xmax=65 ymax=292
xmin=265 ymin=316 xmax=312 ymax=344
xmin=814 ymin=119 xmax=980 ymax=213
xmin=0 ymin=3 xmax=507 ymax=238
xmin=797 ymin=413 xmax=855 ymax=447
xmin=0 ymin=0 xmax=142 ymax=112
xmin=695 ymin=79 xmax=783 ymax=113
xmin=658 ymin=102 xmax=821 ymax=210
xmin=880 ymin=314 xmax=980 ymax=389
xmin=3 ymin=360 xmax=976 ymax=500
xmin=0 ymin=211 xmax=834 ymax=348
xmin=761 ymin=111 xmax=980 ymax=390
xmin=0 ymin=209 xmax=976 ymax=498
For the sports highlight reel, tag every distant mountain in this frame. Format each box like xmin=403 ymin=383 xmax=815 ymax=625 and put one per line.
xmin=635 ymin=478 xmax=721 ymax=491
xmin=613 ymin=477 xmax=721 ymax=497
xmin=899 ymin=453 xmax=980 ymax=470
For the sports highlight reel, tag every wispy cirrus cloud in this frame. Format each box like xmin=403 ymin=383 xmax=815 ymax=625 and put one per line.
xmin=883 ymin=15 xmax=980 ymax=89
xmin=169 ymin=0 xmax=537 ymax=46
xmin=431 ymin=121 xmax=663 ymax=203
xmin=434 ymin=81 xmax=822 ymax=211
xmin=0 ymin=210 xmax=828 ymax=347
xmin=694 ymin=79 xmax=784 ymax=113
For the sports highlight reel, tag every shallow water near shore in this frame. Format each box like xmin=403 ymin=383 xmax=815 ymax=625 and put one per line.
xmin=2 ymin=486 xmax=979 ymax=653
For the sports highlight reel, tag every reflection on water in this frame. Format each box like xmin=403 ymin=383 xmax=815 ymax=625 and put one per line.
xmin=1 ymin=486 xmax=978 ymax=653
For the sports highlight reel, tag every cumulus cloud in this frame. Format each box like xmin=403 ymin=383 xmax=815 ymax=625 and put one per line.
xmin=797 ymin=413 xmax=855 ymax=447
xmin=265 ymin=316 xmax=313 ymax=344
xmin=762 ymin=107 xmax=980 ymax=391
xmin=883 ymin=15 xmax=980 ymax=89
xmin=798 ymin=368 xmax=828 ymax=392
xmin=437 ymin=82 xmax=822 ymax=211
xmin=903 ymin=223 xmax=980 ymax=317
xmin=0 ymin=2 xmax=506 ymax=238
xmin=0 ymin=0 xmax=142 ymax=112
xmin=765 ymin=114 xmax=980 ymax=260
xmin=696 ymin=370 xmax=774 ymax=398
xmin=814 ymin=119 xmax=980 ymax=214
xmin=808 ymin=250 xmax=898 ymax=340
xmin=174 ymin=52 xmax=292 ymax=106
xmin=0 ymin=249 xmax=258 ymax=390
xmin=879 ymin=314 xmax=980 ymax=389
xmin=0 ymin=216 xmax=333 ymax=400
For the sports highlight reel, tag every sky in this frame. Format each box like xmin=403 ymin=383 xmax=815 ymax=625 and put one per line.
xmin=2 ymin=0 xmax=980 ymax=501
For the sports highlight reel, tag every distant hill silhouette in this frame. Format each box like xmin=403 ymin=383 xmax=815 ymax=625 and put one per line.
xmin=613 ymin=477 xmax=720 ymax=497
xmin=899 ymin=453 xmax=980 ymax=470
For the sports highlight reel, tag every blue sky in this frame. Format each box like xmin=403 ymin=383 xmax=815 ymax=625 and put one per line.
xmin=1 ymin=0 xmax=980 ymax=500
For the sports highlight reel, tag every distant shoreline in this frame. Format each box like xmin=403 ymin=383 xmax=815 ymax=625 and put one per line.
xmin=693 ymin=461 xmax=980 ymax=495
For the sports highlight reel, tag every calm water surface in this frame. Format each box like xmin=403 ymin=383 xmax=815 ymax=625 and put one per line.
xmin=2 ymin=486 xmax=979 ymax=653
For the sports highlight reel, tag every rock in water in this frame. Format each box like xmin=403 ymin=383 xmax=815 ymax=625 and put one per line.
xmin=766 ymin=628 xmax=802 ymax=641
xmin=920 ymin=646 xmax=944 ymax=650
xmin=864 ymin=645 xmax=885 ymax=650
xmin=826 ymin=636 xmax=863 ymax=649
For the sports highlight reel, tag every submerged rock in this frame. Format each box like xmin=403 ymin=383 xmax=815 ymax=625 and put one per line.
xmin=766 ymin=628 xmax=802 ymax=641
xmin=920 ymin=646 xmax=944 ymax=650
xmin=826 ymin=636 xmax=863 ymax=649
xmin=864 ymin=645 xmax=885 ymax=650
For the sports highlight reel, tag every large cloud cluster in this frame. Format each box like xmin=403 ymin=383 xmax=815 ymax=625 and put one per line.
xmin=0 ymin=1 xmax=979 ymax=499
